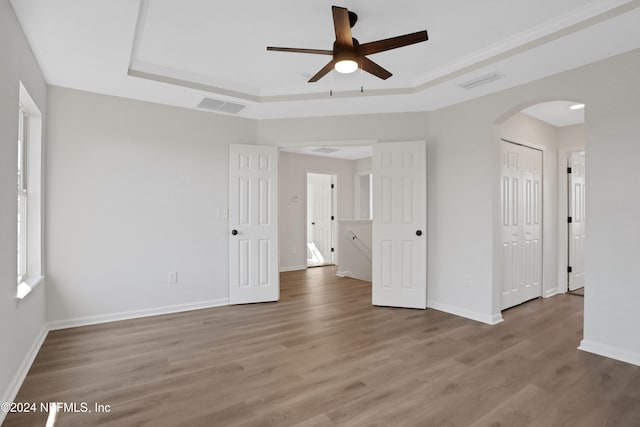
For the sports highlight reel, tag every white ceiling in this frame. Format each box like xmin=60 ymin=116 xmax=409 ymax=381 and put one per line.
xmin=522 ymin=100 xmax=585 ymax=127
xmin=10 ymin=0 xmax=640 ymax=120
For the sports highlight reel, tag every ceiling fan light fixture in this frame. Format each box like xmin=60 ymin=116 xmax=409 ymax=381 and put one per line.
xmin=335 ymin=59 xmax=358 ymax=74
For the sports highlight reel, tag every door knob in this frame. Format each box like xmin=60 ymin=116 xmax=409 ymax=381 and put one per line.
xmin=416 ymin=230 xmax=423 ymax=236
xmin=231 ymin=229 xmax=238 ymax=236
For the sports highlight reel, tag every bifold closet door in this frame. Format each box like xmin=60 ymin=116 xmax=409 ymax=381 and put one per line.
xmin=500 ymin=141 xmax=543 ymax=310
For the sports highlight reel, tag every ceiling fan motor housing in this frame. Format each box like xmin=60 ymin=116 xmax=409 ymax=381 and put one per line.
xmin=348 ymin=11 xmax=358 ymax=28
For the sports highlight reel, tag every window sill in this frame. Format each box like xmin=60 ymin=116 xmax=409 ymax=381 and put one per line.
xmin=17 ymin=275 xmax=44 ymax=301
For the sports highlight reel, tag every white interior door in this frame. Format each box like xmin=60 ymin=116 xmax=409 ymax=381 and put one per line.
xmin=229 ymin=144 xmax=279 ymax=304
xmin=307 ymin=173 xmax=334 ymax=266
xmin=372 ymin=141 xmax=427 ymax=309
xmin=500 ymin=141 xmax=543 ymax=310
xmin=568 ymin=151 xmax=586 ymax=291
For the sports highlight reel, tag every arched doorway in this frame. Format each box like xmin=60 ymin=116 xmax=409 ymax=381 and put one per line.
xmin=493 ymin=100 xmax=585 ymax=312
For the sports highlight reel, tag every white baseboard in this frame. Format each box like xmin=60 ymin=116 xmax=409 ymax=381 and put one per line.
xmin=279 ymin=265 xmax=307 ymax=273
xmin=0 ymin=325 xmax=48 ymax=425
xmin=48 ymin=298 xmax=229 ymax=331
xmin=1 ymin=298 xmax=231 ymax=424
xmin=427 ymin=300 xmax=503 ymax=325
xmin=544 ymin=288 xmax=559 ymax=298
xmin=335 ymin=270 xmax=349 ymax=277
xmin=578 ymin=339 xmax=640 ymax=367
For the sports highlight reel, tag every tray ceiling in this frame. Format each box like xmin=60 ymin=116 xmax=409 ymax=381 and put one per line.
xmin=11 ymin=0 xmax=640 ymax=119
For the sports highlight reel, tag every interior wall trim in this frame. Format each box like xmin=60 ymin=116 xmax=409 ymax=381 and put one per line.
xmin=427 ymin=300 xmax=503 ymax=325
xmin=279 ymin=265 xmax=307 ymax=273
xmin=0 ymin=325 xmax=49 ymax=426
xmin=579 ymin=339 xmax=640 ymax=367
xmin=47 ymin=298 xmax=229 ymax=331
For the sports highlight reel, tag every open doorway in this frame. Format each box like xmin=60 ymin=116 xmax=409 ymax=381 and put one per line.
xmin=277 ymin=143 xmax=373 ymax=274
xmin=496 ymin=100 xmax=585 ymax=315
xmin=306 ymin=173 xmax=336 ymax=267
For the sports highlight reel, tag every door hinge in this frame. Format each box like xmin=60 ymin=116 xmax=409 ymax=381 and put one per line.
xmin=568 ymin=216 xmax=573 ymax=223
xmin=331 ymin=184 xmax=335 ymax=189
xmin=331 ymin=215 xmax=334 ymax=220
xmin=331 ymin=247 xmax=335 ymax=252
xmin=567 ymin=167 xmax=572 ymax=174
xmin=568 ymin=266 xmax=573 ymax=273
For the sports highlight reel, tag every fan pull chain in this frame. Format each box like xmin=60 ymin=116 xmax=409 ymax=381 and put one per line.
xmin=360 ymin=62 xmax=364 ymax=93
xmin=330 ymin=70 xmax=333 ymax=96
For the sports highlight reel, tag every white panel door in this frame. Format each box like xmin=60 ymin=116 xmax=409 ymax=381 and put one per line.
xmin=500 ymin=141 xmax=543 ymax=310
xmin=372 ymin=141 xmax=427 ymax=309
xmin=568 ymin=151 xmax=586 ymax=291
xmin=229 ymin=144 xmax=279 ymax=304
xmin=307 ymin=173 xmax=334 ymax=266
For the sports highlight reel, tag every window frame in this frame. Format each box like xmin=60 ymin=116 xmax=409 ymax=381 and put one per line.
xmin=16 ymin=82 xmax=44 ymax=300
xmin=17 ymin=105 xmax=28 ymax=285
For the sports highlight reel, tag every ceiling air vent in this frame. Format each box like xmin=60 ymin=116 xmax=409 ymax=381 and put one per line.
xmin=312 ymin=147 xmax=340 ymax=154
xmin=459 ymin=72 xmax=504 ymax=90
xmin=197 ymin=97 xmax=246 ymax=114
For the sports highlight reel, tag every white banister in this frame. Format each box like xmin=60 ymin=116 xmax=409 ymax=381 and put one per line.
xmin=347 ymin=228 xmax=372 ymax=261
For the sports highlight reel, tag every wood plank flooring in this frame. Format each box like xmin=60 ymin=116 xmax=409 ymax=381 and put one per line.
xmin=4 ymin=267 xmax=639 ymax=426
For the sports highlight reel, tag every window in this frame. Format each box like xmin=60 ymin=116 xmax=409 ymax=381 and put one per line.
xmin=17 ymin=105 xmax=28 ymax=284
xmin=356 ymin=173 xmax=373 ymax=220
xmin=16 ymin=82 xmax=43 ymax=299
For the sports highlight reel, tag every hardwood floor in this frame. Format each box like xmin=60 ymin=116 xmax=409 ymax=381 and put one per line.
xmin=4 ymin=267 xmax=639 ymax=426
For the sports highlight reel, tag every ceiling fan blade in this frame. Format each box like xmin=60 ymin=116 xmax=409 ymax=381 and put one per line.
xmin=359 ymin=30 xmax=428 ymax=56
xmin=360 ymin=57 xmax=392 ymax=80
xmin=332 ymin=6 xmax=353 ymax=48
xmin=267 ymin=47 xmax=333 ymax=55
xmin=308 ymin=60 xmax=336 ymax=83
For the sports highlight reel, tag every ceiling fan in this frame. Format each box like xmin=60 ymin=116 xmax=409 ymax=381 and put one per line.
xmin=267 ymin=5 xmax=428 ymax=82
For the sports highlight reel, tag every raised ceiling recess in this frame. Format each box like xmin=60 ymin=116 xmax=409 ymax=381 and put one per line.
xmin=10 ymin=0 xmax=640 ymax=119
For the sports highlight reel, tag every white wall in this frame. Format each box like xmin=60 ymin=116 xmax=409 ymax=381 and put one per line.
xmin=39 ymin=48 xmax=640 ymax=368
xmin=355 ymin=157 xmax=372 ymax=173
xmin=279 ymin=152 xmax=355 ymax=271
xmin=45 ymin=87 xmax=256 ymax=325
xmin=0 ymin=0 xmax=48 ymax=419
xmin=258 ymin=112 xmax=430 ymax=145
xmin=336 ymin=220 xmax=372 ymax=282
xmin=500 ymin=112 xmax=560 ymax=298
xmin=581 ymin=86 xmax=640 ymax=365
xmin=557 ymin=124 xmax=585 ymax=150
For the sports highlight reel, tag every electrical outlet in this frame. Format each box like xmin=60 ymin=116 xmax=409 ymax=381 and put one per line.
xmin=168 ymin=271 xmax=178 ymax=283
xmin=464 ymin=274 xmax=472 ymax=288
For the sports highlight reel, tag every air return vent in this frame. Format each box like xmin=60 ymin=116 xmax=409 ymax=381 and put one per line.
xmin=459 ymin=72 xmax=504 ymax=90
xmin=197 ymin=97 xmax=246 ymax=114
